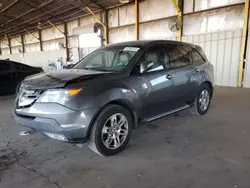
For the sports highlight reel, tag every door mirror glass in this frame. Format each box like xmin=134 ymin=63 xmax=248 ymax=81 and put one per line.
xmin=140 ymin=60 xmax=154 ymax=73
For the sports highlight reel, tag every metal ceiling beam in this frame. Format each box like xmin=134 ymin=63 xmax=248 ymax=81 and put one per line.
xmin=47 ymin=21 xmax=65 ymax=35
xmin=0 ymin=0 xmax=106 ymax=40
xmin=1 ymin=13 xmax=16 ymax=19
xmin=24 ymin=29 xmax=40 ymax=40
xmin=88 ymin=0 xmax=105 ymax=10
xmin=22 ymin=0 xmax=38 ymax=8
xmin=0 ymin=0 xmax=19 ymax=13
xmin=10 ymin=7 xmax=83 ymax=35
xmin=0 ymin=40 xmax=9 ymax=47
xmin=8 ymin=34 xmax=22 ymax=43
xmin=0 ymin=0 xmax=54 ymax=29
xmin=22 ymin=0 xmax=54 ymax=16
xmin=0 ymin=0 xmax=77 ymax=36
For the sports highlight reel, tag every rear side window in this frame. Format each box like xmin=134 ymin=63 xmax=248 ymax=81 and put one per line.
xmin=168 ymin=44 xmax=192 ymax=68
xmin=192 ymin=48 xmax=206 ymax=64
xmin=0 ymin=62 xmax=12 ymax=71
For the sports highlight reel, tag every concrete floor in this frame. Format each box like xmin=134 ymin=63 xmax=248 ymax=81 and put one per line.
xmin=0 ymin=87 xmax=250 ymax=188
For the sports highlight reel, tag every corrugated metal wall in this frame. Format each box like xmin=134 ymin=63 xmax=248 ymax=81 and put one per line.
xmin=243 ymin=32 xmax=250 ymax=88
xmin=182 ymin=30 xmax=242 ymax=87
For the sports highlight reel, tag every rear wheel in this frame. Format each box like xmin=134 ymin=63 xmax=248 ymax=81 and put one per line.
xmin=189 ymin=84 xmax=211 ymax=115
xmin=87 ymin=104 xmax=133 ymax=156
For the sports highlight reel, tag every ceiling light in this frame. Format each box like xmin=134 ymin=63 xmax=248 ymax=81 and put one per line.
xmin=119 ymin=0 xmax=131 ymax=4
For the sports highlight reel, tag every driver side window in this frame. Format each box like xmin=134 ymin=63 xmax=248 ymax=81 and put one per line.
xmin=133 ymin=44 xmax=167 ymax=74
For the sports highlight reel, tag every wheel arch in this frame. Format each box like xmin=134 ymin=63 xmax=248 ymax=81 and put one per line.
xmin=203 ymin=81 xmax=213 ymax=98
xmin=86 ymin=99 xmax=139 ymax=139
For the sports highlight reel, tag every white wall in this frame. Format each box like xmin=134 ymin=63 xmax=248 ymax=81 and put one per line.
xmin=0 ymin=50 xmax=66 ymax=71
xmin=183 ymin=5 xmax=244 ymax=35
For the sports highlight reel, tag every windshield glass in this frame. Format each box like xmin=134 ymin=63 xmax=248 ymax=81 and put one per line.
xmin=73 ymin=47 xmax=139 ymax=72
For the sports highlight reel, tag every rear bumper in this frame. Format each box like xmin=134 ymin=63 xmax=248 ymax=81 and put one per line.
xmin=13 ymin=103 xmax=96 ymax=143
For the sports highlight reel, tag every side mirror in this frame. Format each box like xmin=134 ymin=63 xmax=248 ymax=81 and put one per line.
xmin=140 ymin=60 xmax=154 ymax=73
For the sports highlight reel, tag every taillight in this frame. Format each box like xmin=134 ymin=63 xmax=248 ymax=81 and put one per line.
xmin=40 ymin=69 xmax=44 ymax=73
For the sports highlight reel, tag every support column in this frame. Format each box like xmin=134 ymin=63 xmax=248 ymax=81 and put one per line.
xmin=237 ymin=0 xmax=250 ymax=87
xmin=104 ymin=10 xmax=109 ymax=45
xmin=8 ymin=38 xmax=12 ymax=54
xmin=21 ymin=35 xmax=25 ymax=53
xmin=135 ymin=0 xmax=139 ymax=40
xmin=38 ymin=30 xmax=43 ymax=51
xmin=64 ymin=22 xmax=70 ymax=62
xmin=172 ymin=0 xmax=183 ymax=41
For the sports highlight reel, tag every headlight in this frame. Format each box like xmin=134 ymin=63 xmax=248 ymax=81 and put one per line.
xmin=37 ymin=89 xmax=82 ymax=105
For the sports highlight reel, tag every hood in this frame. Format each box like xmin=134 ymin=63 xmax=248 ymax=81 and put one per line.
xmin=23 ymin=69 xmax=112 ymax=90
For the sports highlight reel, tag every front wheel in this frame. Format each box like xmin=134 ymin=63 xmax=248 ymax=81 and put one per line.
xmin=189 ymin=84 xmax=211 ymax=115
xmin=87 ymin=105 xmax=133 ymax=156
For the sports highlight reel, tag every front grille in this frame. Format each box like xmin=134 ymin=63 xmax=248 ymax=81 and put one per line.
xmin=17 ymin=89 xmax=43 ymax=108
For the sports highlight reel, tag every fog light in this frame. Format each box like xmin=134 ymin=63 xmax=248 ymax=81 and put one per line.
xmin=43 ymin=132 xmax=68 ymax=141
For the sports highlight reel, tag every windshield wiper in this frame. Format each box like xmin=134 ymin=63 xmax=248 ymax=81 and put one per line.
xmin=85 ymin=68 xmax=117 ymax=72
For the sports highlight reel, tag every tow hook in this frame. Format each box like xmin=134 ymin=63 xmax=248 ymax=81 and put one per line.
xmin=19 ymin=130 xmax=34 ymax=136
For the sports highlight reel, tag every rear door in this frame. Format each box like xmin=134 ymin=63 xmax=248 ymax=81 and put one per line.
xmin=191 ymin=47 xmax=210 ymax=89
xmin=168 ymin=44 xmax=200 ymax=105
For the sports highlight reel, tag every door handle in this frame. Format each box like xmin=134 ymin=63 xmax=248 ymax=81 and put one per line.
xmin=166 ymin=74 xmax=173 ymax=80
xmin=195 ymin=68 xmax=201 ymax=72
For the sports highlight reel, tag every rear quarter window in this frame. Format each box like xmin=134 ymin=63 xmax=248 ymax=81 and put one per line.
xmin=192 ymin=48 xmax=206 ymax=64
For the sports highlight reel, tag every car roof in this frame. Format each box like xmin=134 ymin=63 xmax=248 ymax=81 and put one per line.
xmin=102 ymin=40 xmax=198 ymax=49
xmin=0 ymin=60 xmax=32 ymax=67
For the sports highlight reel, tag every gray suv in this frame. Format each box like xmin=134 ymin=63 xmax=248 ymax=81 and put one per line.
xmin=14 ymin=40 xmax=214 ymax=156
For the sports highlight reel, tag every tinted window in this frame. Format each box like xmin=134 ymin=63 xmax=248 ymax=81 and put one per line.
xmin=192 ymin=49 xmax=206 ymax=64
xmin=137 ymin=44 xmax=167 ymax=73
xmin=168 ymin=44 xmax=191 ymax=68
xmin=0 ymin=62 xmax=11 ymax=71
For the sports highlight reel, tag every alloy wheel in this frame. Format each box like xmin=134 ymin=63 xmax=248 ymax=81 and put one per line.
xmin=101 ymin=113 xmax=129 ymax=149
xmin=199 ymin=89 xmax=210 ymax=111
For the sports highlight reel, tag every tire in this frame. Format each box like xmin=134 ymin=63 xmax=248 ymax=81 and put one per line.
xmin=189 ymin=84 xmax=211 ymax=115
xmin=87 ymin=104 xmax=133 ymax=156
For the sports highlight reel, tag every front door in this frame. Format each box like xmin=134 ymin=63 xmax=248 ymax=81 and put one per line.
xmin=131 ymin=44 xmax=177 ymax=119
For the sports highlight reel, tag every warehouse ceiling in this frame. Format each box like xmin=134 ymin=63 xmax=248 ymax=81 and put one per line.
xmin=0 ymin=0 xmax=121 ymax=40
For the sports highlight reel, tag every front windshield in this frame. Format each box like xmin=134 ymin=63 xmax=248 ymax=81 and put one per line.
xmin=73 ymin=46 xmax=139 ymax=72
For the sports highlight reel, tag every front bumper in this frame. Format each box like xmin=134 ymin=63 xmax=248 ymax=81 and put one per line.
xmin=14 ymin=103 xmax=96 ymax=143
